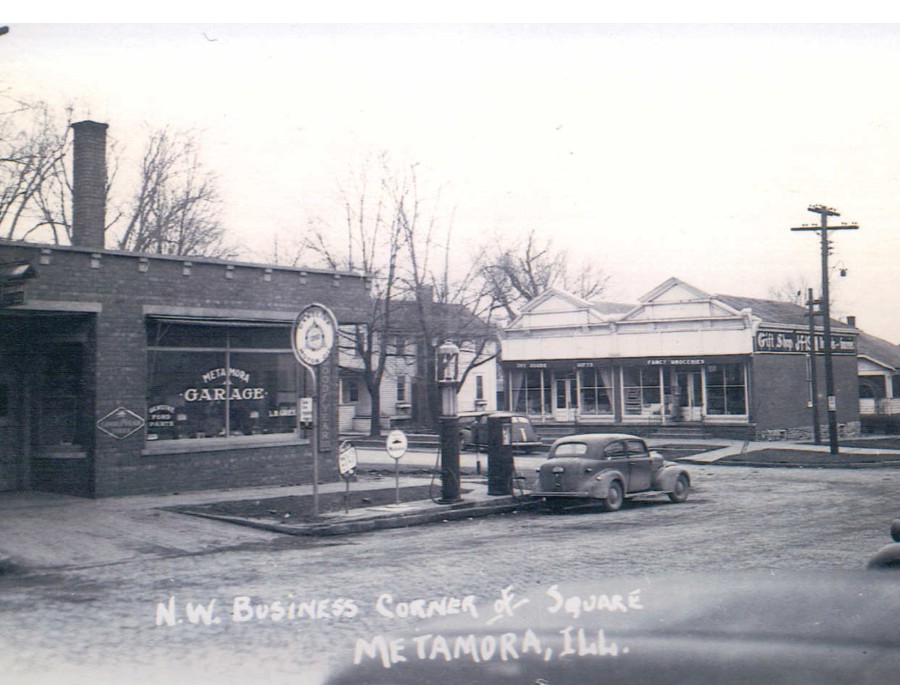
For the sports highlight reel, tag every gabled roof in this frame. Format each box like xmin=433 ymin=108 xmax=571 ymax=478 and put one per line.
xmin=714 ymin=294 xmax=854 ymax=330
xmin=857 ymin=330 xmax=900 ymax=371
xmin=388 ymin=298 xmax=495 ymax=339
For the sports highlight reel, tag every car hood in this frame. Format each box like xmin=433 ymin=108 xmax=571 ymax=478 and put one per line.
xmin=328 ymin=570 xmax=900 ymax=684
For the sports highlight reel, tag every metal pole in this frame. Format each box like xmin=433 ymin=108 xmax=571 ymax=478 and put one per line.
xmin=299 ymin=363 xmax=319 ymax=517
xmin=807 ymin=289 xmax=822 ymax=445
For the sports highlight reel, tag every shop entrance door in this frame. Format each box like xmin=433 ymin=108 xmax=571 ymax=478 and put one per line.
xmin=554 ymin=372 xmax=578 ymax=421
xmin=675 ymin=370 xmax=703 ymax=422
xmin=0 ymin=360 xmax=23 ymax=491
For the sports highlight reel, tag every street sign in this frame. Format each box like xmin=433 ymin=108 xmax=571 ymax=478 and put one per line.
xmin=291 ymin=303 xmax=337 ymax=367
xmin=338 ymin=442 xmax=358 ymax=477
xmin=386 ymin=430 xmax=408 ymax=459
xmin=299 ymin=397 xmax=313 ymax=424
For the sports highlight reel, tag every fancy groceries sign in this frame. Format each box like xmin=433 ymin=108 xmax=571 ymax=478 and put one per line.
xmin=182 ymin=367 xmax=267 ymax=402
xmin=755 ymin=329 xmax=856 ymax=355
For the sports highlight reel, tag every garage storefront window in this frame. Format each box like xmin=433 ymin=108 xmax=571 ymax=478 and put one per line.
xmin=146 ymin=320 xmax=304 ymax=441
xmin=705 ymin=363 xmax=747 ymax=415
xmin=578 ymin=366 xmax=613 ymax=415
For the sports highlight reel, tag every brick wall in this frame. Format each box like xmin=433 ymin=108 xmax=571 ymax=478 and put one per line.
xmin=751 ymin=353 xmax=860 ymax=439
xmin=1 ymin=241 xmax=369 ymax=497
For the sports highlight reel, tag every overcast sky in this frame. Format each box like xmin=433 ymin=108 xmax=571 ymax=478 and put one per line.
xmin=4 ymin=20 xmax=900 ymax=342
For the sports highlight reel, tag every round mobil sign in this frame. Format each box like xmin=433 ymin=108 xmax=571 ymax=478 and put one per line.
xmin=386 ymin=430 xmax=408 ymax=459
xmin=292 ymin=303 xmax=337 ymax=366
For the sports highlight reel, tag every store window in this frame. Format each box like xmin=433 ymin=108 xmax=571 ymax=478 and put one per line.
xmin=578 ymin=366 xmax=613 ymax=415
xmin=510 ymin=369 xmax=551 ymax=417
xmin=621 ymin=366 xmax=661 ymax=416
xmin=705 ymin=363 xmax=747 ymax=415
xmin=146 ymin=320 xmax=305 ymax=441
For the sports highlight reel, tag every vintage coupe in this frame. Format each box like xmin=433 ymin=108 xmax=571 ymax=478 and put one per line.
xmin=533 ymin=433 xmax=691 ymax=511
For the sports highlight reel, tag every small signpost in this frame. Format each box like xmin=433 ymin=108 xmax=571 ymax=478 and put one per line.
xmin=338 ymin=441 xmax=358 ymax=514
xmin=291 ymin=303 xmax=338 ymax=517
xmin=386 ymin=429 xmax=408 ymax=505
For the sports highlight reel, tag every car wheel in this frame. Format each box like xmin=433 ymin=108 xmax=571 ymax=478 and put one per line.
xmin=667 ymin=474 xmax=690 ymax=503
xmin=601 ymin=480 xmax=624 ymax=512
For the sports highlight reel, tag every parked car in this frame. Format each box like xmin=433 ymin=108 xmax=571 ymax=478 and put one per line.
xmin=533 ymin=433 xmax=690 ymax=511
xmin=458 ymin=411 xmax=542 ymax=453
xmin=868 ymin=516 xmax=900 ymax=569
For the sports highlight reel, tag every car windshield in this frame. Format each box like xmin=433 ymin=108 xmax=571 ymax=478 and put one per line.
xmin=551 ymin=442 xmax=588 ymax=457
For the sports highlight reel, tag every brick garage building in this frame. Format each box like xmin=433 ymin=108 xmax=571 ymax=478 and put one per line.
xmin=501 ymin=278 xmax=860 ymax=441
xmin=0 ymin=121 xmax=369 ymax=497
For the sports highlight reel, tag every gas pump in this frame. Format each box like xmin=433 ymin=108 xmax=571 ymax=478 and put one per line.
xmin=486 ymin=413 xmax=514 ymax=496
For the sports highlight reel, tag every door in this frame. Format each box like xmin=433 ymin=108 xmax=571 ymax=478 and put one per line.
xmin=675 ymin=370 xmax=703 ymax=422
xmin=0 ymin=360 xmax=23 ymax=491
xmin=625 ymin=439 xmax=653 ymax=491
xmin=553 ymin=372 xmax=578 ymax=421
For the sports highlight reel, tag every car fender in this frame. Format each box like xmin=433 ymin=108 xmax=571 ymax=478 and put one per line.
xmin=591 ymin=470 xmax=626 ymax=499
xmin=653 ymin=464 xmax=690 ymax=493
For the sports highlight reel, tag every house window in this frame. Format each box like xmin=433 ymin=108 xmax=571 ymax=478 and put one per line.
xmin=705 ymin=364 xmax=747 ymax=415
xmin=859 ymin=375 xmax=887 ymax=399
xmin=475 ymin=374 xmax=484 ymax=401
xmin=893 ymin=375 xmax=900 ymax=399
xmin=396 ymin=376 xmax=407 ymax=403
xmin=579 ymin=367 xmax=613 ymax=415
xmin=146 ymin=320 xmax=304 ymax=440
xmin=343 ymin=377 xmax=359 ymax=403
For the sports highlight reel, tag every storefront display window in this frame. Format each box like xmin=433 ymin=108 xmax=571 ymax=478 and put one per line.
xmin=578 ymin=366 xmax=613 ymax=415
xmin=621 ymin=367 xmax=661 ymax=416
xmin=510 ymin=368 xmax=551 ymax=418
xmin=146 ymin=320 xmax=304 ymax=441
xmin=705 ymin=363 xmax=747 ymax=415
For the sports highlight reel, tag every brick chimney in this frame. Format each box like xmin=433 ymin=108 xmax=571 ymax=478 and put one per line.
xmin=846 ymin=315 xmax=856 ymax=328
xmin=71 ymin=120 xmax=108 ymax=249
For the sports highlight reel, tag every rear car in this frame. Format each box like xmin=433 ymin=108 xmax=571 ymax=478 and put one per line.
xmin=458 ymin=411 xmax=542 ymax=453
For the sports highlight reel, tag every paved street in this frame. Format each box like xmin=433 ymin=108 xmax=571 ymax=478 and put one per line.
xmin=1 ymin=461 xmax=898 ymax=683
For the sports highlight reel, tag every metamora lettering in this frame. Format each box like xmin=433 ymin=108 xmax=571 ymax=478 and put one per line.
xmin=353 ymin=630 xmax=543 ymax=668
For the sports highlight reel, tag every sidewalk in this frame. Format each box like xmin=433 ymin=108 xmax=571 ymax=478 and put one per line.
xmin=0 ymin=474 xmax=532 ymax=575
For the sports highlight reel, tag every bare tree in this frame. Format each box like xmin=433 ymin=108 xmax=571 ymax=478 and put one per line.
xmin=299 ymin=153 xmax=404 ymax=436
xmin=476 ymin=230 xmax=610 ymax=322
xmin=393 ymin=166 xmax=500 ymax=428
xmin=112 ymin=127 xmax=234 ymax=258
xmin=767 ymin=274 xmax=812 ymax=307
xmin=0 ymin=99 xmax=73 ymax=243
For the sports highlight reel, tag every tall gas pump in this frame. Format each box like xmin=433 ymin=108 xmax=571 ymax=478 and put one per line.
xmin=486 ymin=413 xmax=514 ymax=496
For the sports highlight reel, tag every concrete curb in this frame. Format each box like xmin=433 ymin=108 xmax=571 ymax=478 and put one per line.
xmin=680 ymin=458 xmax=900 ymax=469
xmin=175 ymin=495 xmax=540 ymax=537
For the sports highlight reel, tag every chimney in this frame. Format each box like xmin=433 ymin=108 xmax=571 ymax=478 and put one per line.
xmin=71 ymin=120 xmax=108 ymax=249
xmin=846 ymin=315 xmax=856 ymax=328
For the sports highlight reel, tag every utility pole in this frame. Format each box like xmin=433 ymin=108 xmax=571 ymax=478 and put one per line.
xmin=791 ymin=205 xmax=858 ymax=455
xmin=806 ymin=288 xmax=822 ymax=445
